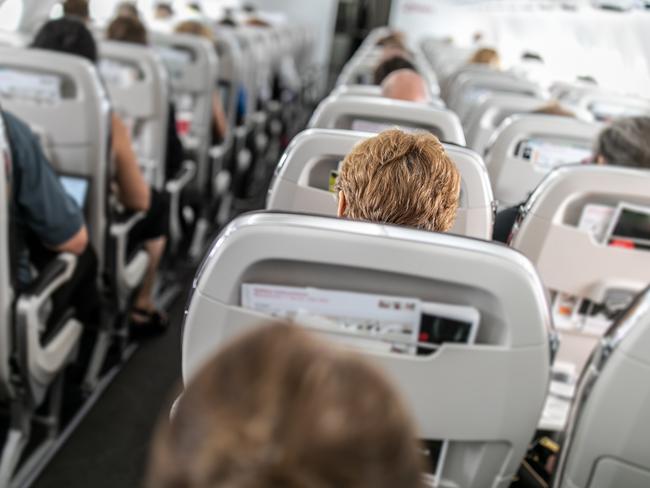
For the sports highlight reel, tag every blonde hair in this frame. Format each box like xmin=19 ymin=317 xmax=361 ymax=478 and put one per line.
xmin=336 ymin=129 xmax=461 ymax=232
xmin=147 ymin=322 xmax=425 ymax=488
xmin=469 ymin=47 xmax=500 ymax=68
xmin=532 ymin=102 xmax=575 ymax=118
xmin=175 ymin=20 xmax=214 ymax=41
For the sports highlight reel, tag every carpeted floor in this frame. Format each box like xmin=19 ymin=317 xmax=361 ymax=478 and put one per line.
xmin=31 ymin=276 xmax=191 ymax=488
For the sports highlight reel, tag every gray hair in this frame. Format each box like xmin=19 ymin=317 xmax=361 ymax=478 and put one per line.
xmin=595 ymin=116 xmax=650 ymax=169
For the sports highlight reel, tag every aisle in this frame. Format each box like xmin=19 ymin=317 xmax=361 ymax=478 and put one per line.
xmin=31 ymin=270 xmax=193 ymax=488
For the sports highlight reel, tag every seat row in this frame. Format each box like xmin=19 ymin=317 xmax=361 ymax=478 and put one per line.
xmin=178 ymin=27 xmax=650 ymax=488
xmin=0 ymin=12 xmax=316 ymax=486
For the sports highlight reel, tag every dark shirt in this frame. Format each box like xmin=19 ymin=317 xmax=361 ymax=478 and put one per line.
xmin=3 ymin=111 xmax=84 ymax=285
xmin=493 ymin=205 xmax=521 ymax=244
xmin=166 ymin=102 xmax=185 ymax=180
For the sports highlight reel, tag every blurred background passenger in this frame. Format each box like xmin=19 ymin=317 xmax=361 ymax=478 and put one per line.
xmin=493 ymin=116 xmax=650 ymax=243
xmin=175 ymin=20 xmax=229 ymax=143
xmin=469 ymin=47 xmax=500 ymax=69
xmin=62 ymin=0 xmax=90 ymax=23
xmin=373 ymin=54 xmax=417 ymax=85
xmin=381 ymin=69 xmax=430 ymax=103
xmin=335 ymin=129 xmax=461 ymax=232
xmin=106 ymin=15 xmax=186 ymax=181
xmin=32 ymin=18 xmax=171 ymax=335
xmin=532 ymin=102 xmax=576 ymax=118
xmin=153 ymin=2 xmax=174 ymax=20
xmin=146 ymin=322 xmax=425 ymax=488
xmin=115 ymin=1 xmax=140 ymax=20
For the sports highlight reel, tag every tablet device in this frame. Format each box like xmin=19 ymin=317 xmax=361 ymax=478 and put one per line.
xmin=417 ymin=301 xmax=480 ymax=355
xmin=604 ymin=202 xmax=650 ymax=251
xmin=59 ymin=174 xmax=90 ymax=211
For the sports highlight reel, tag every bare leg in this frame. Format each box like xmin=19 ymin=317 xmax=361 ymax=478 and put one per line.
xmin=133 ymin=236 xmax=166 ymax=314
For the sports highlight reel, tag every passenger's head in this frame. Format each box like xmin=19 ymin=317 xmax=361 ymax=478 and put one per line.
xmin=336 ymin=129 xmax=461 ymax=232
xmin=32 ymin=18 xmax=97 ymax=64
xmin=532 ymin=102 xmax=575 ymax=118
xmin=175 ymin=20 xmax=214 ymax=41
xmin=373 ymin=55 xmax=417 ymax=85
xmin=115 ymin=1 xmax=139 ymax=20
xmin=377 ymin=32 xmax=407 ymax=51
xmin=154 ymin=2 xmax=174 ymax=19
xmin=107 ymin=15 xmax=148 ymax=45
xmin=147 ymin=322 xmax=424 ymax=488
xmin=381 ymin=69 xmax=430 ymax=103
xmin=594 ymin=116 xmax=650 ymax=169
xmin=62 ymin=0 xmax=89 ymax=21
xmin=469 ymin=47 xmax=500 ymax=69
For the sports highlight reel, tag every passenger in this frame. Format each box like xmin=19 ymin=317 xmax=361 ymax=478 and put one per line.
xmin=376 ymin=31 xmax=407 ymax=51
xmin=175 ymin=20 xmax=229 ymax=144
xmin=146 ymin=322 xmax=425 ymax=488
xmin=469 ymin=47 xmax=500 ymax=69
xmin=2 ymin=110 xmax=102 ymax=329
xmin=106 ymin=15 xmax=185 ymax=180
xmin=115 ymin=1 xmax=140 ymax=20
xmin=373 ymin=55 xmax=417 ymax=85
xmin=381 ymin=69 xmax=430 ymax=103
xmin=335 ymin=129 xmax=461 ymax=232
xmin=153 ymin=2 xmax=174 ymax=20
xmin=32 ymin=18 xmax=170 ymax=335
xmin=493 ymin=116 xmax=650 ymax=243
xmin=62 ymin=0 xmax=90 ymax=23
xmin=532 ymin=102 xmax=575 ymax=118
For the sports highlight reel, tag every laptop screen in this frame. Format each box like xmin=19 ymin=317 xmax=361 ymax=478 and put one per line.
xmin=59 ymin=174 xmax=89 ymax=210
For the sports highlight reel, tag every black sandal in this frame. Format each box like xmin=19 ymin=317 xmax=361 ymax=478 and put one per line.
xmin=129 ymin=308 xmax=169 ymax=340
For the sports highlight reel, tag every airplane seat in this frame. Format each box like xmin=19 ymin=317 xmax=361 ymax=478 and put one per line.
xmin=569 ymin=89 xmax=650 ymax=122
xmin=181 ymin=211 xmax=552 ymax=488
xmin=510 ymin=165 xmax=650 ymax=372
xmin=484 ymin=114 xmax=602 ymax=209
xmin=553 ymin=286 xmax=650 ymax=488
xmin=464 ymin=93 xmax=548 ymax=155
xmin=330 ymin=83 xmax=447 ymax=110
xmin=99 ymin=40 xmax=198 ymax=253
xmin=266 ymin=129 xmax=494 ymax=240
xmin=151 ymin=33 xmax=218 ymax=198
xmin=0 ymin=47 xmax=149 ymax=309
xmin=308 ymin=95 xmax=466 ymax=146
xmin=447 ymin=71 xmax=547 ymax=126
xmin=0 ymin=108 xmax=82 ymax=485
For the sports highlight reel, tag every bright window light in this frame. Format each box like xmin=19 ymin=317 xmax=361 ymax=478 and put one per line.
xmin=0 ymin=0 xmax=23 ymax=31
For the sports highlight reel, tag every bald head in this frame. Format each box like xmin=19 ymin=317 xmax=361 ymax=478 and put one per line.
xmin=381 ymin=69 xmax=430 ymax=103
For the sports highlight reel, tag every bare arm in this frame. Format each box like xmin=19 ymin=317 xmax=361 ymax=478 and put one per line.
xmin=111 ymin=114 xmax=150 ymax=212
xmin=52 ymin=225 xmax=88 ymax=256
xmin=212 ymin=91 xmax=228 ymax=142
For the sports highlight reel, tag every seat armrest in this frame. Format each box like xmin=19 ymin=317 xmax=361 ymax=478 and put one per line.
xmin=16 ymin=253 xmax=83 ymax=395
xmin=110 ymin=212 xmax=149 ymax=295
xmin=166 ymin=161 xmax=198 ymax=250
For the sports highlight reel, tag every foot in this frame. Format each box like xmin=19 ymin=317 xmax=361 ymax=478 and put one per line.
xmin=129 ymin=307 xmax=169 ymax=341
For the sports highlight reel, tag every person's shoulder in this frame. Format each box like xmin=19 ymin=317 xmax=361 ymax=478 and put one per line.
xmin=2 ymin=110 xmax=31 ymax=137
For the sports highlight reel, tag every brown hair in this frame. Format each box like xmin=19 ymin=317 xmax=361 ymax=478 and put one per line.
xmin=175 ymin=20 xmax=214 ymax=41
xmin=469 ymin=47 xmax=500 ymax=68
xmin=377 ymin=32 xmax=407 ymax=51
xmin=146 ymin=322 xmax=425 ymax=488
xmin=532 ymin=102 xmax=575 ymax=118
xmin=63 ymin=0 xmax=89 ymax=19
xmin=115 ymin=2 xmax=139 ymax=19
xmin=107 ymin=15 xmax=148 ymax=45
xmin=336 ymin=129 xmax=461 ymax=232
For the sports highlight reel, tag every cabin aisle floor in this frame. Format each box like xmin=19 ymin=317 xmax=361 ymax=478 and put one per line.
xmin=31 ymin=265 xmax=195 ymax=488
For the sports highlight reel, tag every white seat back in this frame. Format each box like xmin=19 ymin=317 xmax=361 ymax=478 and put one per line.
xmin=0 ymin=110 xmax=13 ymax=400
xmin=308 ymin=96 xmax=466 ymax=146
xmin=151 ymin=32 xmax=218 ymax=192
xmin=182 ymin=211 xmax=551 ymax=488
xmin=465 ymin=94 xmax=547 ymax=155
xmin=554 ymin=82 xmax=650 ymax=121
xmin=511 ymin=165 xmax=650 ymax=303
xmin=267 ymin=129 xmax=493 ymax=239
xmin=485 ymin=114 xmax=602 ymax=207
xmin=448 ymin=70 xmax=546 ymax=125
xmin=99 ymin=41 xmax=169 ymax=190
xmin=213 ymin=29 xmax=242 ymax=149
xmin=554 ymin=287 xmax=650 ymax=488
xmin=330 ymin=84 xmax=446 ymax=110
xmin=0 ymin=48 xmax=111 ymax=268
